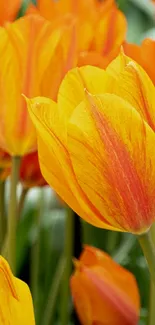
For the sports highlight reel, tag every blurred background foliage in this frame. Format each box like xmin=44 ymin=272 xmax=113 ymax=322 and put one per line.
xmin=14 ymin=0 xmax=155 ymax=324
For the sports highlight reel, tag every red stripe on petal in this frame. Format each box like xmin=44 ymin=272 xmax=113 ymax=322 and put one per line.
xmin=84 ymin=266 xmax=138 ymax=325
xmin=88 ymin=94 xmax=154 ymax=232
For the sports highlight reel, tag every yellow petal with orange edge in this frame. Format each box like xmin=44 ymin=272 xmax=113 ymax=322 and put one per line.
xmin=41 ymin=18 xmax=78 ymax=101
xmin=27 ymin=96 xmax=120 ymax=231
xmin=106 ymin=50 xmax=130 ymax=77
xmin=124 ymin=39 xmax=155 ymax=85
xmin=111 ymin=58 xmax=155 ymax=131
xmin=58 ymin=65 xmax=114 ymax=143
xmin=90 ymin=3 xmax=127 ymax=56
xmin=0 ymin=256 xmax=35 ymax=325
xmin=68 ymin=93 xmax=155 ymax=233
xmin=0 ymin=14 xmax=62 ymax=155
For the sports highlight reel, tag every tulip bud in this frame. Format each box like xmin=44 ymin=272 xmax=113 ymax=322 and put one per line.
xmin=71 ymin=246 xmax=140 ymax=325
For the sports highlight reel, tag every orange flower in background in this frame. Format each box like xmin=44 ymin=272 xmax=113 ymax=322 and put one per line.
xmin=0 ymin=149 xmax=11 ymax=181
xmin=0 ymin=255 xmax=35 ymax=325
xmin=0 ymin=149 xmax=11 ymax=168
xmin=0 ymin=14 xmax=66 ymax=156
xmin=71 ymin=246 xmax=140 ymax=325
xmin=28 ymin=0 xmax=127 ymax=68
xmin=124 ymin=39 xmax=155 ymax=85
xmin=0 ymin=0 xmax=21 ymax=25
xmin=0 ymin=168 xmax=10 ymax=181
xmin=20 ymin=152 xmax=46 ymax=188
xmin=27 ymin=56 xmax=155 ymax=234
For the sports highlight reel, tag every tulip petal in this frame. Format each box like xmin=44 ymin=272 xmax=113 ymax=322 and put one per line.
xmin=83 ymin=266 xmax=139 ymax=325
xmin=124 ymin=39 xmax=155 ymax=85
xmin=112 ymin=59 xmax=155 ymax=131
xmin=0 ymin=15 xmax=63 ymax=155
xmin=78 ymin=51 xmax=108 ymax=69
xmin=68 ymin=93 xmax=155 ymax=233
xmin=106 ymin=50 xmax=130 ymax=77
xmin=58 ymin=66 xmax=114 ymax=143
xmin=71 ymin=246 xmax=140 ymax=325
xmin=90 ymin=3 xmax=127 ymax=61
xmin=70 ymin=276 xmax=92 ymax=325
xmin=27 ymin=96 xmax=120 ymax=230
xmin=79 ymin=245 xmax=140 ymax=311
xmin=0 ymin=256 xmax=35 ymax=325
xmin=0 ymin=0 xmax=21 ymax=25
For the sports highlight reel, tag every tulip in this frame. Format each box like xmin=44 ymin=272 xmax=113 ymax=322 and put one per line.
xmin=71 ymin=246 xmax=140 ymax=325
xmin=0 ymin=14 xmax=64 ymax=156
xmin=27 ymin=0 xmax=127 ymax=68
xmin=0 ymin=255 xmax=35 ymax=324
xmin=27 ymin=57 xmax=155 ymax=235
xmin=124 ymin=39 xmax=155 ymax=85
xmin=20 ymin=151 xmax=46 ymax=188
xmin=0 ymin=0 xmax=21 ymax=25
xmin=0 ymin=13 xmax=67 ymax=272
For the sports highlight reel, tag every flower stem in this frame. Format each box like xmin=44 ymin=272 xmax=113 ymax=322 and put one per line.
xmin=138 ymin=230 xmax=155 ymax=284
xmin=8 ymin=156 xmax=21 ymax=274
xmin=148 ymin=224 xmax=155 ymax=325
xmin=18 ymin=186 xmax=28 ymax=219
xmin=0 ymin=180 xmax=6 ymax=250
xmin=42 ymin=256 xmax=65 ymax=325
xmin=31 ymin=189 xmax=44 ymax=323
xmin=60 ymin=206 xmax=74 ymax=325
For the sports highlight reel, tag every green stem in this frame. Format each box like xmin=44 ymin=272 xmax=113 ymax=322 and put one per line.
xmin=31 ymin=189 xmax=44 ymax=323
xmin=8 ymin=156 xmax=21 ymax=274
xmin=18 ymin=187 xmax=28 ymax=219
xmin=148 ymin=281 xmax=155 ymax=325
xmin=60 ymin=206 xmax=74 ymax=325
xmin=0 ymin=180 xmax=6 ymax=250
xmin=148 ymin=225 xmax=155 ymax=325
xmin=113 ymin=234 xmax=136 ymax=263
xmin=138 ymin=230 xmax=155 ymax=284
xmin=42 ymin=256 xmax=65 ymax=325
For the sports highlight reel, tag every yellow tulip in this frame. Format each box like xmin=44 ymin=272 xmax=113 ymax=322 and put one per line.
xmin=27 ymin=57 xmax=155 ymax=234
xmin=0 ymin=14 xmax=64 ymax=156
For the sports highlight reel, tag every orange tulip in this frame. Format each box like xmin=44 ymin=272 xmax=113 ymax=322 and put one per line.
xmin=28 ymin=0 xmax=127 ymax=68
xmin=71 ymin=246 xmax=140 ymax=325
xmin=0 ymin=255 xmax=35 ymax=325
xmin=124 ymin=39 xmax=155 ymax=85
xmin=0 ymin=0 xmax=21 ymax=26
xmin=20 ymin=152 xmax=46 ymax=188
xmin=0 ymin=14 xmax=66 ymax=156
xmin=27 ymin=53 xmax=155 ymax=234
